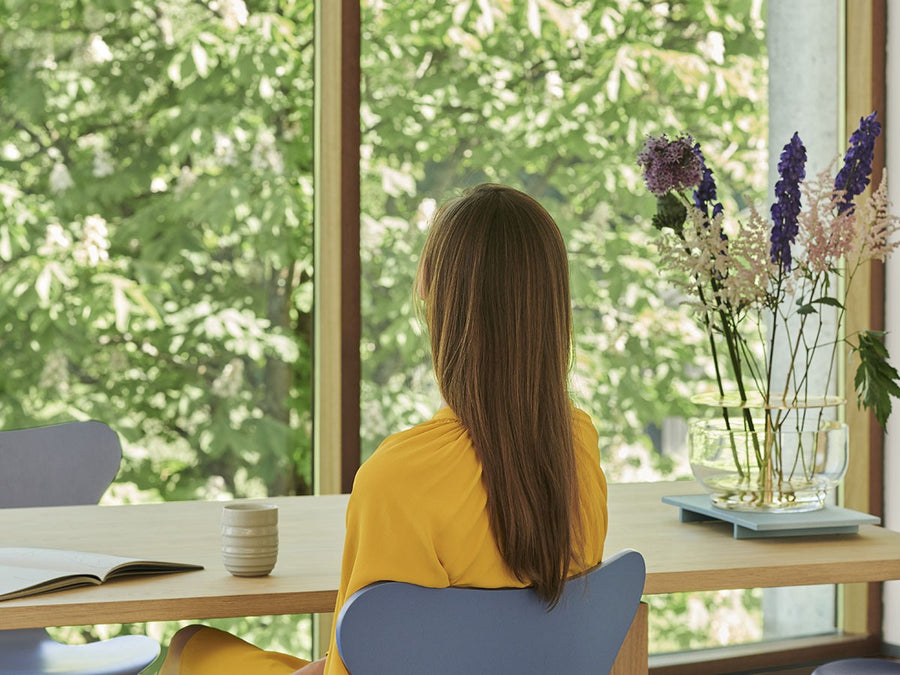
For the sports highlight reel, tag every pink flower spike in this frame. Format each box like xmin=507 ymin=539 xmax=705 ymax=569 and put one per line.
xmin=850 ymin=171 xmax=900 ymax=267
xmin=795 ymin=167 xmax=855 ymax=276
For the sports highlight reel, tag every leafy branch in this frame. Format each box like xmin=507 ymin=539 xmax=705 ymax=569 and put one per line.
xmin=851 ymin=330 xmax=900 ymax=429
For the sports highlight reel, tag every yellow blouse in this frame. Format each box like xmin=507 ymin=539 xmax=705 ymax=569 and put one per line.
xmin=177 ymin=406 xmax=608 ymax=674
xmin=323 ymin=406 xmax=608 ymax=675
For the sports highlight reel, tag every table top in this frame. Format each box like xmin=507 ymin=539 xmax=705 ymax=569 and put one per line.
xmin=619 ymin=482 xmax=900 ymax=593
xmin=2 ymin=480 xmax=900 ymax=629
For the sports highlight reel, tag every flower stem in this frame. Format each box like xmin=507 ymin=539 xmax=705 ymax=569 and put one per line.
xmin=696 ymin=286 xmax=745 ymax=477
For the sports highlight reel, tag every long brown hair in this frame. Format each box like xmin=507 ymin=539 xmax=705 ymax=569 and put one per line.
xmin=417 ymin=183 xmax=582 ymax=605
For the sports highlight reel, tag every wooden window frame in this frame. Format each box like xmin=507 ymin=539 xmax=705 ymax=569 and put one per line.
xmin=314 ymin=0 xmax=361 ymax=496
xmin=841 ymin=0 xmax=887 ymax=643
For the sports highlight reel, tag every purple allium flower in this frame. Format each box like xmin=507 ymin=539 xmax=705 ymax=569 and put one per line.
xmin=637 ymin=134 xmax=704 ymax=197
xmin=834 ymin=111 xmax=881 ymax=214
xmin=770 ymin=132 xmax=807 ymax=273
xmin=692 ymin=143 xmax=724 ymax=219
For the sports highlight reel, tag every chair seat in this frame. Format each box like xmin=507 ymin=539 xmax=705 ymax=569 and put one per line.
xmin=0 ymin=626 xmax=160 ymax=675
xmin=813 ymin=658 xmax=900 ymax=674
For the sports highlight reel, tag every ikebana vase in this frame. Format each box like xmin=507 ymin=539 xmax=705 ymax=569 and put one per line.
xmin=688 ymin=395 xmax=848 ymax=513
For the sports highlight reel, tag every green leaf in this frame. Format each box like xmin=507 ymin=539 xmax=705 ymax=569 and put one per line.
xmin=851 ymin=330 xmax=900 ymax=429
xmin=810 ymin=297 xmax=844 ymax=309
xmin=651 ymin=192 xmax=687 ymax=234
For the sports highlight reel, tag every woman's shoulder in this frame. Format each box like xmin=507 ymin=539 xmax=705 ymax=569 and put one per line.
xmin=571 ymin=405 xmax=599 ymax=439
xmin=385 ymin=407 xmax=464 ymax=445
xmin=571 ymin=405 xmax=593 ymax=425
xmin=354 ymin=408 xmax=475 ymax=491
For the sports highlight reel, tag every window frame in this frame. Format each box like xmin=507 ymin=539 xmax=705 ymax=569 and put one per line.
xmin=841 ymin=0 xmax=887 ymax=644
xmin=314 ymin=0 xmax=361 ymax=496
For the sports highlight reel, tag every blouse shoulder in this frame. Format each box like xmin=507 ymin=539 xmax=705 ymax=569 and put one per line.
xmin=572 ymin=406 xmax=599 ymax=441
xmin=351 ymin=408 xmax=475 ymax=506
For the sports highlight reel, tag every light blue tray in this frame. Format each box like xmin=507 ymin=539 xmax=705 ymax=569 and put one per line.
xmin=662 ymin=494 xmax=881 ymax=539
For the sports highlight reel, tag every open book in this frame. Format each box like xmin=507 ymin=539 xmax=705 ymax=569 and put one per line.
xmin=0 ymin=547 xmax=203 ymax=601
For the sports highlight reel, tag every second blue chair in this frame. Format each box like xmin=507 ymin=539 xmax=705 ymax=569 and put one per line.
xmin=0 ymin=420 xmax=161 ymax=675
xmin=813 ymin=658 xmax=900 ymax=674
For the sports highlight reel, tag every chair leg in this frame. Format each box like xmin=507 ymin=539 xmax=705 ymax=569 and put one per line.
xmin=611 ymin=601 xmax=648 ymax=675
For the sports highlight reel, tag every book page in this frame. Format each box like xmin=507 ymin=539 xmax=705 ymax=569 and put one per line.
xmin=0 ymin=547 xmax=138 ymax=578
xmin=0 ymin=547 xmax=203 ymax=601
xmin=0 ymin=567 xmax=96 ymax=601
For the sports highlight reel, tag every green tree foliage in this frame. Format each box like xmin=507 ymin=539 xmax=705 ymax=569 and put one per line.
xmin=2 ymin=0 xmax=316 ymax=665
xmin=0 ymin=0 xmax=314 ymax=500
xmin=359 ymin=0 xmax=768 ymax=474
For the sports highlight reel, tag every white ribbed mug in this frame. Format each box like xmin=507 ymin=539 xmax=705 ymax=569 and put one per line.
xmin=221 ymin=503 xmax=278 ymax=577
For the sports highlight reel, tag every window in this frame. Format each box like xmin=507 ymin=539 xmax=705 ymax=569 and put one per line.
xmin=2 ymin=0 xmax=887 ymax=667
xmin=356 ymin=0 xmax=887 ymax=666
xmin=1 ymin=0 xmax=315 ymax=657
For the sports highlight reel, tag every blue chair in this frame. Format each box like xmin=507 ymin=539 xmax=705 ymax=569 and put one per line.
xmin=335 ymin=548 xmax=646 ymax=675
xmin=0 ymin=421 xmax=161 ymax=675
xmin=813 ymin=659 xmax=900 ymax=674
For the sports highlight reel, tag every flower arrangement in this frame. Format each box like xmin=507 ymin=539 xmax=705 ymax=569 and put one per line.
xmin=637 ymin=113 xmax=900 ymax=510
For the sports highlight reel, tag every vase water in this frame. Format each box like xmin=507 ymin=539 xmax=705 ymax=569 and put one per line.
xmin=688 ymin=394 xmax=848 ymax=512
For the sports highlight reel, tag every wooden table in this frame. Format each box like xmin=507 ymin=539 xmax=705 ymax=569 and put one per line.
xmin=3 ymin=481 xmax=900 ymax=672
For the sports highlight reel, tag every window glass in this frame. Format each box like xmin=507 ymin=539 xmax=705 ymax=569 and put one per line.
xmin=1 ymin=0 xmax=314 ymax=658
xmin=360 ymin=0 xmax=767 ymax=471
xmin=361 ymin=0 xmax=836 ymax=655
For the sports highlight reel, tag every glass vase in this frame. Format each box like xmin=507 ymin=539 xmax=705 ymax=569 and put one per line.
xmin=688 ymin=395 xmax=848 ymax=512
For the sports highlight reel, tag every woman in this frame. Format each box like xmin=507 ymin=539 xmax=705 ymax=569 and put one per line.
xmin=161 ymin=184 xmax=608 ymax=675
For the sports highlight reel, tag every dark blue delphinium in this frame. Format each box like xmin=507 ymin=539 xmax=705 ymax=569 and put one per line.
xmin=835 ymin=111 xmax=881 ymax=214
xmin=692 ymin=143 xmax=724 ymax=220
xmin=770 ymin=132 xmax=807 ymax=273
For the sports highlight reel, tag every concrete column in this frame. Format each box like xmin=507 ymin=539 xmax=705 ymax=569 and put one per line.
xmin=762 ymin=0 xmax=841 ymax=640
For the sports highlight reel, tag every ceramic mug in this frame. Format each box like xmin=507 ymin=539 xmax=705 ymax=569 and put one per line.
xmin=221 ymin=503 xmax=278 ymax=577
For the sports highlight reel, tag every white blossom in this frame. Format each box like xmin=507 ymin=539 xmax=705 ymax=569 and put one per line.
xmin=250 ymin=130 xmax=283 ymax=174
xmin=699 ymin=31 xmax=725 ymax=65
xmin=73 ymin=214 xmax=110 ymax=266
xmin=222 ymin=0 xmax=249 ymax=30
xmin=92 ymin=148 xmax=115 ymax=177
xmin=1 ymin=143 xmax=21 ymax=161
xmin=545 ymin=70 xmax=564 ymax=100
xmin=212 ymin=358 xmax=244 ymax=398
xmin=175 ymin=166 xmax=198 ymax=195
xmin=414 ymin=198 xmax=436 ymax=232
xmin=150 ymin=177 xmax=168 ymax=193
xmin=37 ymin=223 xmax=73 ymax=256
xmin=214 ymin=132 xmax=237 ymax=166
xmin=85 ymin=34 xmax=113 ymax=64
xmin=38 ymin=53 xmax=58 ymax=70
xmin=258 ymin=76 xmax=275 ymax=100
xmin=49 ymin=163 xmax=74 ymax=193
xmin=157 ymin=14 xmax=175 ymax=47
xmin=0 ymin=183 xmax=19 ymax=207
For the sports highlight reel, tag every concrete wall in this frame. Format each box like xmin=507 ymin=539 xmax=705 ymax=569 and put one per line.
xmin=762 ymin=0 xmax=842 ymax=639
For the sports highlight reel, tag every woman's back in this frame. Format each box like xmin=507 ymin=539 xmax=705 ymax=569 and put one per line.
xmin=324 ymin=405 xmax=608 ymax=675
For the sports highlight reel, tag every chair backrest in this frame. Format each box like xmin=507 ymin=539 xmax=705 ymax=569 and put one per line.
xmin=0 ymin=421 xmax=122 ymax=508
xmin=336 ymin=548 xmax=646 ymax=675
